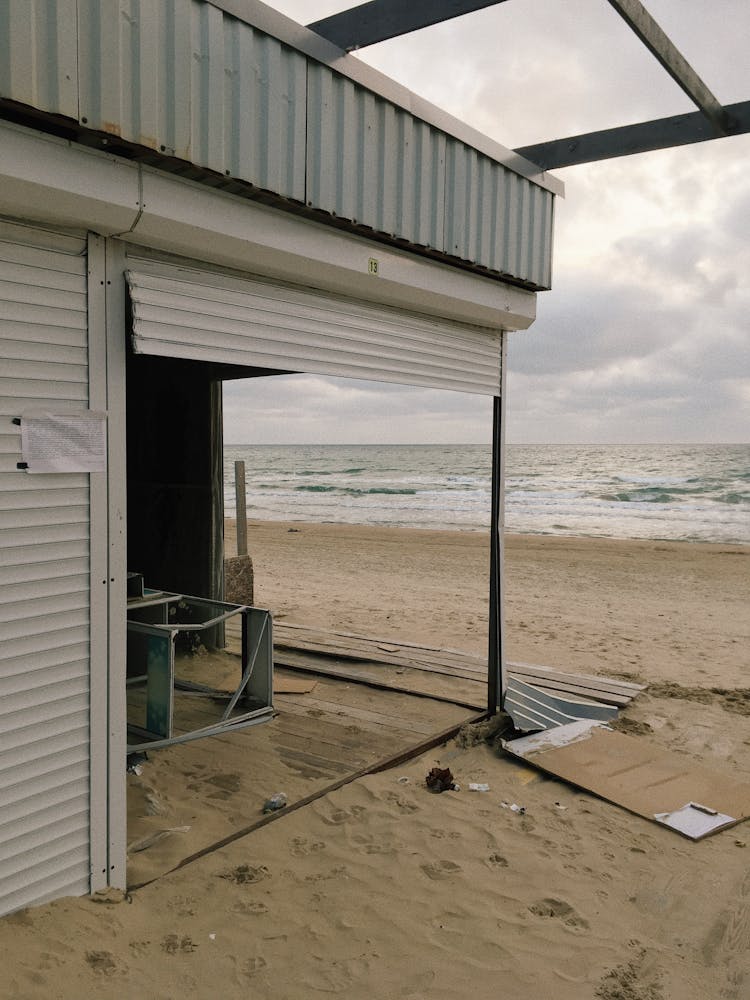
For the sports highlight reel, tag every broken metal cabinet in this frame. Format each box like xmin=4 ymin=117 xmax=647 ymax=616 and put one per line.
xmin=126 ymin=591 xmax=273 ymax=751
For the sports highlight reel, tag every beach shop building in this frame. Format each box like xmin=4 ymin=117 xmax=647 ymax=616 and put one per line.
xmin=0 ymin=0 xmax=561 ymax=915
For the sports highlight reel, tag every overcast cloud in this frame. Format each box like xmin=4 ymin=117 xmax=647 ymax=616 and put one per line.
xmin=223 ymin=0 xmax=750 ymax=444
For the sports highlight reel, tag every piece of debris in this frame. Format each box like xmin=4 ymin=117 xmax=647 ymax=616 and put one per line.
xmin=263 ymin=792 xmax=288 ymax=813
xmin=503 ymin=721 xmax=750 ymax=840
xmin=554 ymin=801 xmax=568 ymax=811
xmin=505 ymin=676 xmax=618 ymax=733
xmin=500 ymin=801 xmax=526 ymax=814
xmin=654 ymin=802 xmax=736 ymax=839
xmin=397 ymin=776 xmax=410 ymax=785
xmin=126 ymin=751 xmax=148 ymax=775
xmin=456 ymin=713 xmax=511 ymax=748
xmin=127 ymin=826 xmax=191 ymax=854
xmin=425 ymin=767 xmax=458 ymax=793
xmin=468 ymin=783 xmax=490 ymax=792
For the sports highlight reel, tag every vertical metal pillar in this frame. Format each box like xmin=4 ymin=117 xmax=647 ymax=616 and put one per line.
xmin=487 ymin=333 xmax=507 ymax=714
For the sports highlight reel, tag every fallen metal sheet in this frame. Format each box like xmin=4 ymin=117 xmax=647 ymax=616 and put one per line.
xmin=505 ymin=676 xmax=618 ymax=732
xmin=502 ymin=722 xmax=750 ymax=839
xmin=654 ymin=802 xmax=736 ymax=839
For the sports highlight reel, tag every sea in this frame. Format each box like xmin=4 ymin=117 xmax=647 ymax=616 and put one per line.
xmin=223 ymin=443 xmax=750 ymax=545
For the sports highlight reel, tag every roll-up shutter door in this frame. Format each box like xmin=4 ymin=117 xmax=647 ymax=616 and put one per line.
xmin=0 ymin=230 xmax=92 ymax=915
xmin=126 ymin=261 xmax=502 ymax=395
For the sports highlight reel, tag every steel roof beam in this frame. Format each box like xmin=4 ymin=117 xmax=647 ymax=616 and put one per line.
xmin=308 ymin=0 xmax=508 ymax=51
xmin=605 ymin=0 xmax=728 ymax=131
xmin=515 ymin=99 xmax=750 ymax=170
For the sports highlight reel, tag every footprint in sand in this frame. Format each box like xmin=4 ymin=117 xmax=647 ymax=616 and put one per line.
xmin=85 ymin=951 xmax=119 ymax=976
xmin=320 ymin=806 xmax=366 ymax=826
xmin=421 ymin=860 xmax=463 ymax=881
xmin=219 ymin=864 xmax=270 ymax=885
xmin=486 ymin=853 xmax=509 ymax=870
xmin=304 ymin=865 xmax=349 ymax=883
xmin=161 ymin=934 xmax=198 ymax=954
xmin=384 ymin=791 xmax=420 ymax=814
xmin=290 ymin=837 xmax=326 ymax=857
xmin=528 ymin=898 xmax=589 ymax=930
xmin=232 ymin=900 xmax=269 ymax=916
xmin=351 ymin=833 xmax=396 ymax=856
xmin=242 ymin=956 xmax=268 ymax=978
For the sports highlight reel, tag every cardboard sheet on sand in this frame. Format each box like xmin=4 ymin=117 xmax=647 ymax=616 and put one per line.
xmin=503 ymin=721 xmax=750 ymax=839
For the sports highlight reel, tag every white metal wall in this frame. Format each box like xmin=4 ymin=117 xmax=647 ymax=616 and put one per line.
xmin=0 ymin=225 xmax=94 ymax=915
xmin=126 ymin=258 xmax=504 ymax=395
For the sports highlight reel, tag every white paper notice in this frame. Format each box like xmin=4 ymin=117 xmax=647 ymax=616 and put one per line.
xmin=21 ymin=411 xmax=107 ymax=473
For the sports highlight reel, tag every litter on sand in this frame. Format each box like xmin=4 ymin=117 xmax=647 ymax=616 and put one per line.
xmin=263 ymin=792 xmax=288 ymax=813
xmin=500 ymin=801 xmax=526 ymax=814
xmin=468 ymin=783 xmax=490 ymax=792
xmin=426 ymin=767 xmax=458 ymax=793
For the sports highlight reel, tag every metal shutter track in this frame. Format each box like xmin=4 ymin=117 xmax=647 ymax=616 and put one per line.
xmin=126 ymin=264 xmax=502 ymax=395
xmin=0 ymin=234 xmax=91 ymax=916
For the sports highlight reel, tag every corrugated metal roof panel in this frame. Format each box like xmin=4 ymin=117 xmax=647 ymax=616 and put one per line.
xmin=307 ymin=62 xmax=447 ymax=250
xmin=0 ymin=0 xmax=79 ymax=119
xmin=77 ymin=0 xmax=307 ymax=199
xmin=444 ymin=140 xmax=555 ymax=288
xmin=3 ymin=2 xmax=556 ymax=286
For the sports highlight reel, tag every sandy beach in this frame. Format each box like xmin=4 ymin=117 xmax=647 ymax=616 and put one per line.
xmin=3 ymin=523 xmax=749 ymax=999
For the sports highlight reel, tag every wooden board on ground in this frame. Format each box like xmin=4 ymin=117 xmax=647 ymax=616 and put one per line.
xmin=225 ymin=621 xmax=645 ymax=709
xmin=274 ymin=674 xmax=318 ymax=694
xmin=127 ymin=665 xmax=472 ymax=888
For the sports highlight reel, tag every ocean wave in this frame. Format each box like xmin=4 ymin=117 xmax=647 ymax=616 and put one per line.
xmin=294 ymin=485 xmax=418 ymax=496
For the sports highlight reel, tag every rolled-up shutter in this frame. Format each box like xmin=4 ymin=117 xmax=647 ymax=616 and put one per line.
xmin=126 ymin=261 xmax=502 ymax=395
xmin=0 ymin=230 xmax=93 ymax=915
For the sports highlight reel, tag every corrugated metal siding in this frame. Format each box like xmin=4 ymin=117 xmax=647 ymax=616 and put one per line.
xmin=0 ymin=232 xmax=92 ymax=916
xmin=76 ymin=0 xmax=307 ymax=199
xmin=126 ymin=260 xmax=502 ymax=395
xmin=0 ymin=0 xmax=78 ymax=119
xmin=307 ymin=64 xmax=553 ymax=288
xmin=3 ymin=1 xmax=554 ymax=287
xmin=306 ymin=63 xmax=447 ymax=250
xmin=443 ymin=139 xmax=554 ymax=288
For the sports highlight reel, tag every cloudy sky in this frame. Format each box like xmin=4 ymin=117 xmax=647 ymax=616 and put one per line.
xmin=223 ymin=0 xmax=750 ymax=445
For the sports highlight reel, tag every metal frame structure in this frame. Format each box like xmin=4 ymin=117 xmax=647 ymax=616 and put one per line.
xmin=126 ymin=592 xmax=274 ymax=752
xmin=307 ymin=0 xmax=750 ymax=710
xmin=309 ymin=0 xmax=749 ymax=168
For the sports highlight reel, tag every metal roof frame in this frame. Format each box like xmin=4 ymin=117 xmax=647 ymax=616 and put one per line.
xmin=308 ymin=0 xmax=749 ymax=169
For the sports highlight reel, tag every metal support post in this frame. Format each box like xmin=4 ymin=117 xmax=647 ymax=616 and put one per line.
xmin=487 ymin=334 xmax=507 ymax=713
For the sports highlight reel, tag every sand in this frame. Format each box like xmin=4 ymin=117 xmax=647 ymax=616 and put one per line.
xmin=3 ymin=524 xmax=750 ymax=999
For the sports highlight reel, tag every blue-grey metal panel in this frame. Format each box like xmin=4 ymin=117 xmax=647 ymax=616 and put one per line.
xmin=0 ymin=228 xmax=92 ymax=916
xmin=76 ymin=0 xmax=307 ymax=200
xmin=444 ymin=139 xmax=554 ymax=289
xmin=307 ymin=62 xmax=446 ymax=251
xmin=4 ymin=0 xmax=554 ymax=286
xmin=307 ymin=63 xmax=553 ymax=288
xmin=0 ymin=0 xmax=78 ymax=119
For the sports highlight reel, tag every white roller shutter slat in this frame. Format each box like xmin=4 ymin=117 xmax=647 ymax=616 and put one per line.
xmin=0 ymin=234 xmax=92 ymax=916
xmin=126 ymin=264 xmax=502 ymax=395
